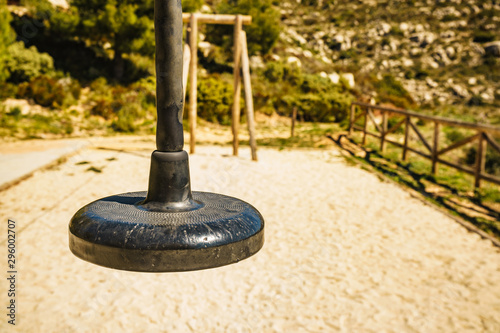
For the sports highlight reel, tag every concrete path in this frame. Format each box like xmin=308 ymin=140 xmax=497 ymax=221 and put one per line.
xmin=0 ymin=139 xmax=88 ymax=190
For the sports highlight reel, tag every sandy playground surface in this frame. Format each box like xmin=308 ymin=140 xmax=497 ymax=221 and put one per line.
xmin=0 ymin=137 xmax=500 ymax=332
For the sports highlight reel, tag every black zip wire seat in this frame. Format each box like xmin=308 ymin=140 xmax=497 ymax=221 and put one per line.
xmin=68 ymin=0 xmax=264 ymax=272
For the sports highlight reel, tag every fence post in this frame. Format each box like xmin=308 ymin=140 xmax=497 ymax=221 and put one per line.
xmin=380 ymin=111 xmax=387 ymax=152
xmin=474 ymin=132 xmax=487 ymax=188
xmin=349 ymin=103 xmax=355 ymax=136
xmin=232 ymin=15 xmax=243 ymax=156
xmin=402 ymin=116 xmax=410 ymax=161
xmin=432 ymin=121 xmax=439 ymax=174
xmin=188 ymin=13 xmax=198 ymax=154
xmin=291 ymin=107 xmax=297 ymax=138
xmin=362 ymin=107 xmax=368 ymax=145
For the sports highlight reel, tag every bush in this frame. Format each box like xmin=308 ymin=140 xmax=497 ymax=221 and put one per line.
xmin=464 ymin=145 xmax=500 ymax=176
xmin=0 ymin=0 xmax=16 ymax=82
xmin=182 ymin=0 xmax=203 ymax=12
xmin=5 ymin=42 xmax=55 ymax=83
xmin=16 ymin=75 xmax=80 ymax=108
xmin=195 ymin=74 xmax=235 ymax=125
xmin=374 ymin=74 xmax=415 ymax=109
xmin=207 ymin=0 xmax=280 ymax=56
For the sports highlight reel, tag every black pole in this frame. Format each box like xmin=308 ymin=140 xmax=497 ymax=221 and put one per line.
xmin=140 ymin=0 xmax=198 ymax=211
xmin=155 ymin=0 xmax=184 ymax=152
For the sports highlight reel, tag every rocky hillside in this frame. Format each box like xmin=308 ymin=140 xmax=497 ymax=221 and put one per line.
xmin=269 ymin=0 xmax=499 ymax=122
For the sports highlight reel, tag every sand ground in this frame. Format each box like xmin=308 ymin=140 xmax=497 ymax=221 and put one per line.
xmin=0 ymin=137 xmax=499 ymax=332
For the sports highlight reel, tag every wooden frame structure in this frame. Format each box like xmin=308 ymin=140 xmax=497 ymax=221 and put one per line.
xmin=182 ymin=13 xmax=258 ymax=161
xmin=349 ymin=102 xmax=500 ymax=188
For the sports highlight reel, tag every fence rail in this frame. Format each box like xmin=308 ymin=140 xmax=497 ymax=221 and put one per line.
xmin=349 ymin=102 xmax=500 ymax=188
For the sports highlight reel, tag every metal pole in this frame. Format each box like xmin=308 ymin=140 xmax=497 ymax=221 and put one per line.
xmin=155 ymin=0 xmax=184 ymax=152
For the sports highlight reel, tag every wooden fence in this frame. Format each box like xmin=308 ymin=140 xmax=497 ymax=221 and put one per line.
xmin=349 ymin=102 xmax=500 ymax=188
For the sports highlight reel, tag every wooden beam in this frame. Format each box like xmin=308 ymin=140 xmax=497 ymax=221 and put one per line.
xmin=485 ymin=133 xmax=500 ymax=154
xmin=380 ymin=111 xmax=388 ymax=152
xmin=403 ymin=116 xmax=410 ymax=161
xmin=367 ymin=108 xmax=382 ymax=133
xmin=432 ymin=121 xmax=439 ymax=174
xmin=385 ymin=118 xmax=405 ymax=135
xmin=240 ymin=30 xmax=258 ymax=161
xmin=231 ymin=15 xmax=243 ymax=156
xmin=352 ymin=102 xmax=500 ymax=134
xmin=474 ymin=133 xmax=487 ymax=188
xmin=349 ymin=104 xmax=355 ymax=135
xmin=408 ymin=120 xmax=432 ymax=153
xmin=362 ymin=109 xmax=368 ymax=145
xmin=291 ymin=107 xmax=297 ymax=138
xmin=182 ymin=13 xmax=252 ymax=25
xmin=437 ymin=158 xmax=475 ymax=175
xmin=188 ymin=14 xmax=198 ymax=154
xmin=437 ymin=133 xmax=480 ymax=156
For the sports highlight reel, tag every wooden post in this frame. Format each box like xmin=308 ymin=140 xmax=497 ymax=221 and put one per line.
xmin=403 ymin=116 xmax=410 ymax=161
xmin=349 ymin=103 xmax=355 ymax=136
xmin=291 ymin=107 xmax=297 ymax=138
xmin=240 ymin=30 xmax=258 ymax=161
xmin=362 ymin=107 xmax=368 ymax=145
xmin=432 ymin=121 xmax=439 ymax=174
xmin=232 ymin=15 xmax=243 ymax=156
xmin=380 ymin=111 xmax=387 ymax=152
xmin=188 ymin=14 xmax=198 ymax=154
xmin=474 ymin=132 xmax=487 ymax=188
xmin=182 ymin=43 xmax=191 ymax=105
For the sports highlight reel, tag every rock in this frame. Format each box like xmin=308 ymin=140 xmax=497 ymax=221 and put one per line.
xmin=287 ymin=56 xmax=302 ymax=67
xmin=286 ymin=28 xmax=307 ymax=45
xmin=440 ymin=30 xmax=456 ymax=39
xmin=445 ymin=46 xmax=456 ymax=59
xmin=303 ymin=50 xmax=313 ymax=58
xmin=450 ymin=84 xmax=470 ymax=98
xmin=426 ymin=78 xmax=438 ymax=88
xmin=410 ymin=48 xmax=422 ymax=57
xmin=342 ymin=73 xmax=355 ymax=88
xmin=249 ymin=56 xmax=264 ymax=69
xmin=378 ymin=22 xmax=392 ymax=36
xmin=198 ymin=41 xmax=213 ymax=58
xmin=201 ymin=5 xmax=212 ymax=13
xmin=328 ymin=72 xmax=340 ymax=84
xmin=399 ymin=22 xmax=410 ymax=33
xmin=484 ymin=41 xmax=500 ymax=57
xmin=270 ymin=54 xmax=281 ymax=61
xmin=468 ymin=77 xmax=477 ymax=86
xmin=480 ymin=92 xmax=494 ymax=102
xmin=402 ymin=58 xmax=414 ymax=67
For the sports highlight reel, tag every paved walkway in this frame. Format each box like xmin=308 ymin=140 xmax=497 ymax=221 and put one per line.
xmin=0 ymin=139 xmax=88 ymax=190
xmin=0 ymin=140 xmax=499 ymax=332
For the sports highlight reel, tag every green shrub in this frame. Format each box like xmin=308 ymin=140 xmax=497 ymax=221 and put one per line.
xmin=17 ymin=75 xmax=81 ymax=108
xmin=445 ymin=128 xmax=466 ymax=143
xmin=0 ymin=0 xmax=16 ymax=82
xmin=464 ymin=145 xmax=500 ymax=176
xmin=0 ymin=82 xmax=18 ymax=100
xmin=207 ymin=0 xmax=280 ymax=55
xmin=182 ymin=0 xmax=203 ymax=12
xmin=112 ymin=104 xmax=141 ymax=132
xmin=5 ymin=42 xmax=55 ymax=83
xmin=196 ymin=74 xmax=235 ymax=125
xmin=374 ymin=74 xmax=415 ymax=109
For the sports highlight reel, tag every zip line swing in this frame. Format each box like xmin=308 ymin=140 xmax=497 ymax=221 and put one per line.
xmin=68 ymin=0 xmax=264 ymax=272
